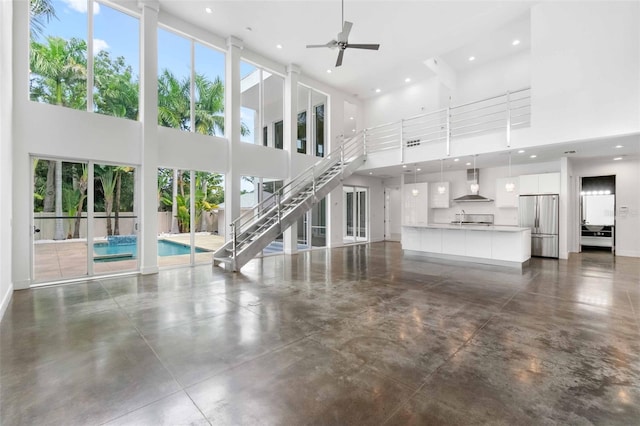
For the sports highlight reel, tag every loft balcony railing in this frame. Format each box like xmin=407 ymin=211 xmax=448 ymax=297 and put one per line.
xmin=364 ymin=87 xmax=531 ymax=158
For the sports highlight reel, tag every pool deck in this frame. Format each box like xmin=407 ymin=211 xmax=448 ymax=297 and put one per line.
xmin=33 ymin=233 xmax=225 ymax=283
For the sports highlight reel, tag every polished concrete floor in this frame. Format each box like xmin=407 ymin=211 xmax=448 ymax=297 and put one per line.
xmin=1 ymin=243 xmax=639 ymax=425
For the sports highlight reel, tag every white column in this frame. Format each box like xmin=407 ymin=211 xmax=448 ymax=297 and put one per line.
xmin=283 ymin=64 xmax=300 ymax=254
xmin=11 ymin=0 xmax=31 ymax=289
xmin=138 ymin=0 xmax=160 ymax=275
xmin=224 ymin=36 xmax=243 ymax=241
xmin=0 ymin=0 xmax=14 ymax=305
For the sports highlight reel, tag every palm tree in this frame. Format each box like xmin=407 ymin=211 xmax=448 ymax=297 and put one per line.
xmin=30 ymin=37 xmax=87 ymax=108
xmin=94 ymin=51 xmax=139 ymax=120
xmin=113 ymin=166 xmax=134 ymax=235
xmin=157 ymin=69 xmax=190 ymax=130
xmin=30 ymin=0 xmax=56 ymax=39
xmin=97 ymin=166 xmax=117 ymax=236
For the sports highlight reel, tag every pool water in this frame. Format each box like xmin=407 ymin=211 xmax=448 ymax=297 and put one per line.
xmin=94 ymin=239 xmax=208 ymax=261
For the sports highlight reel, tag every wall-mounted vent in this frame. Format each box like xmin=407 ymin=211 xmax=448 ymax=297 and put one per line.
xmin=406 ymin=139 xmax=420 ymax=148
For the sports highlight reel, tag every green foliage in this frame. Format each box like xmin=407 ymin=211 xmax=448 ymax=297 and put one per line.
xmin=94 ymin=51 xmax=139 ymax=119
xmin=30 ymin=37 xmax=87 ymax=109
xmin=30 ymin=0 xmax=56 ymax=39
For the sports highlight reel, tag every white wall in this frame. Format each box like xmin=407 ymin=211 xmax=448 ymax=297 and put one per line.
xmin=1 ymin=0 xmax=13 ymax=318
xmin=451 ymin=50 xmax=531 ymax=105
xmin=572 ymin=157 xmax=640 ymax=258
xmin=530 ymin=1 xmax=640 ymax=143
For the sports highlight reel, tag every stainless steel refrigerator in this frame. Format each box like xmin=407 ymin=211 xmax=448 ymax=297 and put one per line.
xmin=519 ymin=195 xmax=559 ymax=258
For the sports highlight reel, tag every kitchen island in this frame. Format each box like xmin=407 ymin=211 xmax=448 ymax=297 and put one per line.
xmin=402 ymin=223 xmax=531 ymax=269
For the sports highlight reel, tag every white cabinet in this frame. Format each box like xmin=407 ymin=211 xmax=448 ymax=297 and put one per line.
xmin=441 ymin=229 xmax=466 ymax=255
xmin=495 ymin=177 xmax=519 ymax=208
xmin=430 ymin=182 xmax=450 ymax=208
xmin=403 ymin=183 xmax=429 ymax=225
xmin=538 ymin=173 xmax=561 ymax=194
xmin=466 ymin=230 xmax=492 ymax=258
xmin=402 ymin=227 xmax=421 ymax=251
xmin=420 ymin=228 xmax=442 ymax=252
xmin=519 ymin=173 xmax=560 ymax=195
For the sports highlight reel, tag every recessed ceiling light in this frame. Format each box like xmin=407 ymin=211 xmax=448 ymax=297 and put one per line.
xmin=453 ymin=158 xmax=459 ymax=162
xmin=352 ymin=129 xmax=356 ymax=132
xmin=369 ymin=172 xmax=373 ymax=175
xmin=276 ymin=44 xmax=283 ymax=49
xmin=349 ymin=117 xmax=354 ymax=120
xmin=402 ymin=165 xmax=407 ymax=168
xmin=468 ymin=56 xmax=475 ymax=61
xmin=466 ymin=162 xmax=471 ymax=166
xmin=615 ymin=145 xmax=624 ymax=148
xmin=512 ymin=39 xmax=520 ymax=46
xmin=245 ymin=27 xmax=252 ymax=32
xmin=530 ymin=154 xmax=537 ymax=158
xmin=326 ymin=69 xmax=332 ymax=74
xmin=518 ymin=149 xmax=525 ymax=154
xmin=375 ymin=88 xmax=381 ymax=93
xmin=405 ymin=77 xmax=411 ymax=83
xmin=613 ymin=157 xmax=623 ymax=161
xmin=205 ymin=7 xmax=212 ymax=14
xmin=417 ymin=168 xmax=421 ymax=171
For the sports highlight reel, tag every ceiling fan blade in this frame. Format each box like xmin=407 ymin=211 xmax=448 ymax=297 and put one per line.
xmin=346 ymin=43 xmax=380 ymax=50
xmin=338 ymin=21 xmax=353 ymax=43
xmin=307 ymin=40 xmax=338 ymax=49
xmin=336 ymin=49 xmax=344 ymax=67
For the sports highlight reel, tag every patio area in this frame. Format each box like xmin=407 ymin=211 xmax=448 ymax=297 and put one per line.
xmin=33 ymin=233 xmax=226 ymax=283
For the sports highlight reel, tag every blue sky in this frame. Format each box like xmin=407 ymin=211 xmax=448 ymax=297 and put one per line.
xmin=39 ymin=0 xmax=226 ymax=82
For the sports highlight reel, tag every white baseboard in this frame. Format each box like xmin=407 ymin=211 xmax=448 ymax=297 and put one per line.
xmin=141 ymin=266 xmax=159 ymax=275
xmin=615 ymin=250 xmax=640 ymax=258
xmin=0 ymin=283 xmax=13 ymax=322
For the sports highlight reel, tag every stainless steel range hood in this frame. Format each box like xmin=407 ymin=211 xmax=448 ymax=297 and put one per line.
xmin=453 ymin=168 xmax=493 ymax=203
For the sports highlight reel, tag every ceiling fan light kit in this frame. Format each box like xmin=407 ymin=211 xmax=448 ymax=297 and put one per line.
xmin=306 ymin=0 xmax=380 ymax=67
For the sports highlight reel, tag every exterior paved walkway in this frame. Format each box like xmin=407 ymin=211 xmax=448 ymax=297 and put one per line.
xmin=2 ymin=243 xmax=639 ymax=424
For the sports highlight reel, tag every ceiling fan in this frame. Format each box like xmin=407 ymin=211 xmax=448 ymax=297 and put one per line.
xmin=306 ymin=0 xmax=380 ymax=67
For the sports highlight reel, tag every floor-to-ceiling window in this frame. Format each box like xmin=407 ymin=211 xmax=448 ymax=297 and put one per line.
xmin=29 ymin=0 xmax=140 ymax=119
xmin=157 ymin=168 xmax=224 ymax=267
xmin=32 ymin=157 xmax=139 ymax=283
xmin=158 ymin=28 xmax=225 ymax=135
xmin=240 ymin=61 xmax=284 ymax=147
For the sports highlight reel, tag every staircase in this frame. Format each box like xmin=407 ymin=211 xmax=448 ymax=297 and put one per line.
xmin=213 ymin=132 xmax=366 ymax=271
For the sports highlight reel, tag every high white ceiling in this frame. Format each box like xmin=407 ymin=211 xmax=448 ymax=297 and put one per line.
xmin=158 ymin=0 xmax=535 ymax=98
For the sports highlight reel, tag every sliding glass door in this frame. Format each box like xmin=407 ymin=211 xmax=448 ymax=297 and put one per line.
xmin=343 ymin=186 xmax=368 ymax=244
xmin=32 ymin=156 xmax=139 ymax=284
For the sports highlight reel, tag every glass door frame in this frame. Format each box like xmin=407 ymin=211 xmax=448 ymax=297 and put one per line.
xmin=343 ymin=185 xmax=369 ymax=244
xmin=30 ymin=155 xmax=140 ymax=285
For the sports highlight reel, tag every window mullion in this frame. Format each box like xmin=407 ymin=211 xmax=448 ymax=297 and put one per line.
xmin=87 ymin=0 xmax=94 ymax=112
xmin=190 ymin=40 xmax=196 ymax=133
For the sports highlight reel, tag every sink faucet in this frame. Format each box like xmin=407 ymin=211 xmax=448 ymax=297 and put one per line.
xmin=459 ymin=209 xmax=466 ymax=225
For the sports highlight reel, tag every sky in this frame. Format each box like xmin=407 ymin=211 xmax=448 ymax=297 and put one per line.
xmin=39 ymin=0 xmax=227 ymax=83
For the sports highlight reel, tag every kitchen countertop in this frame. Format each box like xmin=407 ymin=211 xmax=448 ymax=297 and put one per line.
xmin=403 ymin=223 xmax=530 ymax=232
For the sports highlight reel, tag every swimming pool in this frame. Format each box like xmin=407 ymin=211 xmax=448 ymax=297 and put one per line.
xmin=94 ymin=239 xmax=208 ymax=261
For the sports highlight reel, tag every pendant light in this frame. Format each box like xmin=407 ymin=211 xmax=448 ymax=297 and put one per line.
xmin=505 ymin=151 xmax=515 ymax=192
xmin=437 ymin=159 xmax=446 ymax=194
xmin=470 ymin=155 xmax=479 ymax=194
xmin=411 ymin=165 xmax=419 ymax=196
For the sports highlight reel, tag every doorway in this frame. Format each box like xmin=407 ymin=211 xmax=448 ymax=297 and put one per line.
xmin=343 ymin=186 xmax=368 ymax=244
xmin=32 ymin=157 xmax=139 ymax=283
xmin=384 ymin=186 xmax=401 ymax=241
xmin=580 ymin=175 xmax=615 ymax=254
